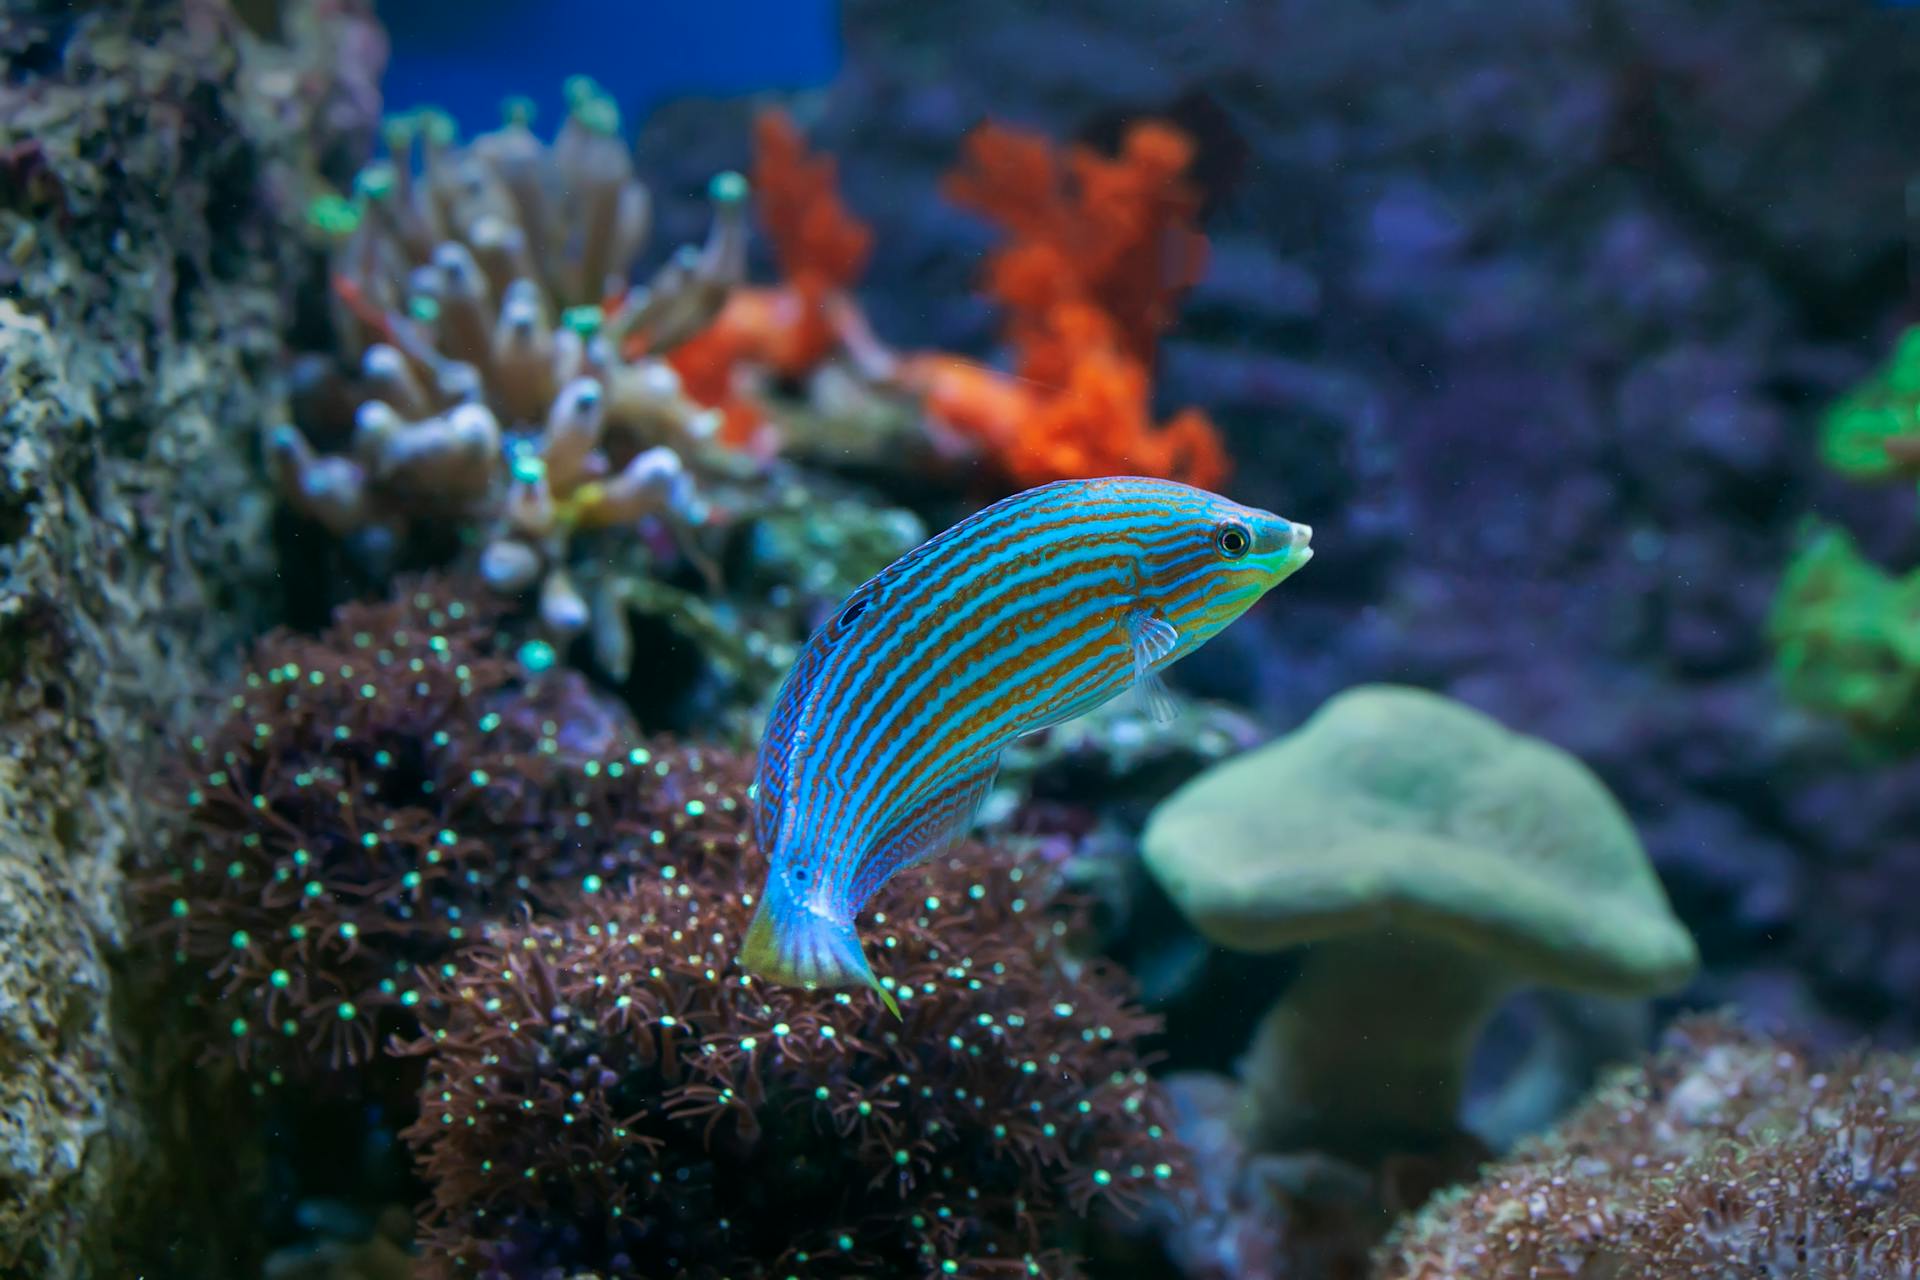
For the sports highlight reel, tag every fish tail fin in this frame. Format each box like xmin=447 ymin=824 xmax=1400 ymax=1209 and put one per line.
xmin=740 ymin=876 xmax=901 ymax=1019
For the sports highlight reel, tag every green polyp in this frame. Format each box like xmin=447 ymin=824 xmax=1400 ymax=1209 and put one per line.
xmin=709 ymin=170 xmax=749 ymax=206
xmin=509 ymin=453 xmax=546 ymax=485
xmin=517 ymin=639 xmax=557 ymax=674
xmin=305 ymin=193 xmax=361 ymax=238
xmin=408 ymin=295 xmax=441 ymax=324
xmin=561 ymin=305 xmax=603 ymax=337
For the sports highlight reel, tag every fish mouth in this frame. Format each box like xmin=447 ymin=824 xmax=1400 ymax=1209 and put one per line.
xmin=1288 ymin=521 xmax=1313 ymax=565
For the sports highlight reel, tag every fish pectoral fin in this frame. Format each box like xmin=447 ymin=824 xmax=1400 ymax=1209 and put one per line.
xmin=1126 ymin=609 xmax=1181 ymax=724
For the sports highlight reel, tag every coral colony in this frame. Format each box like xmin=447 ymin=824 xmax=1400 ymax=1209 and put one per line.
xmin=1377 ymin=1016 xmax=1920 ymax=1278
xmin=402 ymin=842 xmax=1181 ymax=1279
xmin=148 ymin=573 xmax=1186 ymax=1276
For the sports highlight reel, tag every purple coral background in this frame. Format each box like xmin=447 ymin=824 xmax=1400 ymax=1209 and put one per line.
xmin=626 ymin=0 xmax=1920 ymax=1049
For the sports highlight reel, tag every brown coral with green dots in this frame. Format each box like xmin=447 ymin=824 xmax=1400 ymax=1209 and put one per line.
xmin=141 ymin=577 xmax=738 ymax=1078
xmin=1376 ymin=1014 xmax=1920 ymax=1279
xmin=399 ymin=837 xmax=1185 ymax=1278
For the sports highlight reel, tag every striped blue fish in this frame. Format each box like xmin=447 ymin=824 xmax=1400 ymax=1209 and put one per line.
xmin=741 ymin=476 xmax=1313 ymax=1014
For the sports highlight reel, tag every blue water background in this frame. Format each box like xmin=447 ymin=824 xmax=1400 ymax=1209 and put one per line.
xmin=374 ymin=0 xmax=841 ymax=133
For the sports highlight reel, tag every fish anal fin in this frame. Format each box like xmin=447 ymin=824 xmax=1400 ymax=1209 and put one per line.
xmin=851 ymin=754 xmax=1001 ymax=906
xmin=1127 ymin=608 xmax=1181 ymax=724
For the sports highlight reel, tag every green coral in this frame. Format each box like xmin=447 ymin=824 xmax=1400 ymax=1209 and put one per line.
xmin=1819 ymin=324 xmax=1920 ymax=484
xmin=1770 ymin=525 xmax=1920 ymax=752
xmin=1769 ymin=326 xmax=1920 ymax=750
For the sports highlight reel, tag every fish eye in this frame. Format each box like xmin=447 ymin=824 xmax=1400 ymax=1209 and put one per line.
xmin=835 ymin=596 xmax=871 ymax=634
xmin=1213 ymin=522 xmax=1252 ymax=560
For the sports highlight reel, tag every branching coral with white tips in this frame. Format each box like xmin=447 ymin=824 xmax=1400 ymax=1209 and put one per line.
xmin=273 ymin=79 xmax=747 ymax=667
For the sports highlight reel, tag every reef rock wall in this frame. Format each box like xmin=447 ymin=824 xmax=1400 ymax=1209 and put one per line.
xmin=0 ymin=2 xmax=378 ymax=1272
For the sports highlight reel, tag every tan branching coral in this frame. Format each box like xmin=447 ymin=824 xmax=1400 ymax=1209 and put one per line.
xmin=273 ymin=79 xmax=748 ymax=663
xmin=1378 ymin=1015 xmax=1920 ymax=1279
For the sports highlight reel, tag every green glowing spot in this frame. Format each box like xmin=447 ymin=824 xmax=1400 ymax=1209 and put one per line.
xmin=943 ymin=1264 xmax=960 ymax=1276
xmin=339 ymin=923 xmax=358 ymax=940
xmin=408 ymin=294 xmax=441 ymax=324
xmin=893 ymin=1149 xmax=909 ymax=1166
xmin=170 ymin=899 xmax=189 ymax=919
xmin=304 ymin=193 xmax=361 ymax=237
xmin=226 ymin=860 xmax=245 ymax=879
xmin=1154 ymin=1162 xmax=1172 ymax=1179
xmin=820 ymin=1026 xmax=836 ymax=1039
xmin=270 ymin=969 xmax=290 ymax=989
xmin=303 ymin=882 xmax=322 ymax=898
xmin=561 ymin=305 xmax=603 ymax=337
xmin=772 ymin=1022 xmax=790 ymax=1037
xmin=710 ymin=170 xmax=748 ymax=205
xmin=815 ymin=1086 xmax=829 ymax=1100
xmin=470 ymin=770 xmax=491 ymax=787
xmin=518 ymin=639 xmax=557 ymax=674
xmin=403 ymin=871 xmax=422 ymax=889
xmin=582 ymin=874 xmax=604 ymax=894
xmin=739 ymin=1037 xmax=757 ymax=1052
xmin=230 ymin=931 xmax=250 ymax=949
xmin=230 ymin=1018 xmax=248 ymax=1037
xmin=837 ymin=1235 xmax=853 ymax=1251
xmin=337 ymin=1002 xmax=357 ymax=1021
xmin=685 ymin=799 xmax=706 ymax=817
xmin=1093 ymin=1169 xmax=1113 ymax=1186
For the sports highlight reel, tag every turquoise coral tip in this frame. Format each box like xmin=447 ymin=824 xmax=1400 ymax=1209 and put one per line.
xmin=560 ymin=305 xmax=603 ymax=338
xmin=501 ymin=95 xmax=537 ymax=128
xmin=353 ymin=163 xmax=396 ymax=202
xmin=709 ymin=171 xmax=749 ymax=205
xmin=418 ymin=108 xmax=458 ymax=147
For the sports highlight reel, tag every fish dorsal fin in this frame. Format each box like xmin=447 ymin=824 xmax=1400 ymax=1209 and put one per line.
xmin=752 ymin=640 xmax=832 ymax=853
xmin=847 ymin=753 xmax=1002 ymax=909
xmin=1127 ymin=608 xmax=1181 ymax=725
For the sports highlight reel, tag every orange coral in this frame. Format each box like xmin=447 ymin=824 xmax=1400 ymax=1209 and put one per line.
xmin=910 ymin=119 xmax=1228 ymax=489
xmin=944 ymin=119 xmax=1209 ymax=387
xmin=665 ymin=109 xmax=875 ymax=448
xmin=900 ymin=301 xmax=1228 ymax=490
